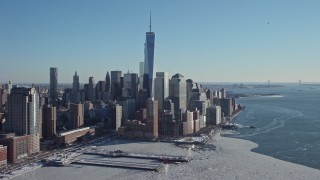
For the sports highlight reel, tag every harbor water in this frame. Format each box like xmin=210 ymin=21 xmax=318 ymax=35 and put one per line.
xmin=226 ymin=84 xmax=320 ymax=169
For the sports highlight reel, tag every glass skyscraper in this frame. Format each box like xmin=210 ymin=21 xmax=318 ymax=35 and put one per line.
xmin=143 ymin=14 xmax=155 ymax=98
xmin=5 ymin=87 xmax=40 ymax=154
xmin=50 ymin=67 xmax=58 ymax=102
xmin=111 ymin=70 xmax=122 ymax=100
xmin=169 ymin=73 xmax=187 ymax=113
xmin=154 ymin=72 xmax=169 ymax=111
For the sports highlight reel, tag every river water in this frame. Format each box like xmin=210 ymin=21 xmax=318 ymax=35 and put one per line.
xmin=225 ymin=84 xmax=320 ymax=169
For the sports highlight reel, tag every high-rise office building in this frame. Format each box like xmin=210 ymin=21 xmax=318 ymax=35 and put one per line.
xmin=146 ymin=98 xmax=158 ymax=139
xmin=0 ymin=88 xmax=8 ymax=113
xmin=80 ymin=89 xmax=85 ymax=103
xmin=192 ymin=100 xmax=208 ymax=116
xmin=123 ymin=72 xmax=138 ymax=99
xmin=138 ymin=62 xmax=144 ymax=90
xmin=154 ymin=72 xmax=169 ymax=112
xmin=186 ymin=79 xmax=193 ymax=110
xmin=4 ymin=81 xmax=12 ymax=94
xmin=5 ymin=87 xmax=39 ymax=134
xmin=169 ymin=73 xmax=187 ymax=113
xmin=73 ymin=71 xmax=80 ymax=93
xmin=5 ymin=87 xmax=40 ymax=154
xmin=96 ymin=81 xmax=106 ymax=101
xmin=118 ymin=98 xmax=136 ymax=125
xmin=84 ymin=84 xmax=89 ymax=101
xmin=42 ymin=105 xmax=56 ymax=138
xmin=72 ymin=71 xmax=80 ymax=102
xmin=206 ymin=89 xmax=214 ymax=106
xmin=143 ymin=13 xmax=156 ymax=98
xmin=220 ymin=88 xmax=226 ymax=99
xmin=63 ymin=88 xmax=72 ymax=104
xmin=182 ymin=110 xmax=194 ymax=135
xmin=105 ymin=71 xmax=111 ymax=93
xmin=220 ymin=98 xmax=233 ymax=117
xmin=0 ymin=88 xmax=2 ymax=112
xmin=206 ymin=105 xmax=221 ymax=125
xmin=111 ymin=71 xmax=122 ymax=100
xmin=139 ymin=62 xmax=144 ymax=77
xmin=106 ymin=102 xmax=122 ymax=131
xmin=69 ymin=103 xmax=84 ymax=129
xmin=50 ymin=67 xmax=58 ymax=102
xmin=163 ymin=99 xmax=175 ymax=114
xmin=88 ymin=77 xmax=95 ymax=101
xmin=137 ymin=89 xmax=148 ymax=109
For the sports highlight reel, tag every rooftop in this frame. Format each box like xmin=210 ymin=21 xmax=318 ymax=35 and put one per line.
xmin=172 ymin=73 xmax=184 ymax=79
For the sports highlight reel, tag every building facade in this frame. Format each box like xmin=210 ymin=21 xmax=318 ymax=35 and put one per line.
xmin=154 ymin=72 xmax=169 ymax=112
xmin=0 ymin=134 xmax=30 ymax=164
xmin=143 ymin=16 xmax=156 ymax=98
xmin=145 ymin=98 xmax=158 ymax=140
xmin=123 ymin=73 xmax=138 ymax=99
xmin=105 ymin=71 xmax=111 ymax=93
xmin=87 ymin=77 xmax=96 ymax=101
xmin=5 ymin=87 xmax=40 ymax=154
xmin=186 ymin=79 xmax=193 ymax=110
xmin=111 ymin=71 xmax=122 ymax=100
xmin=42 ymin=105 xmax=56 ymax=138
xmin=69 ymin=103 xmax=84 ymax=130
xmin=96 ymin=81 xmax=106 ymax=101
xmin=0 ymin=145 xmax=7 ymax=166
xmin=206 ymin=105 xmax=222 ymax=125
xmin=50 ymin=67 xmax=58 ymax=102
xmin=72 ymin=71 xmax=80 ymax=102
xmin=169 ymin=73 xmax=187 ymax=113
xmin=106 ymin=103 xmax=122 ymax=131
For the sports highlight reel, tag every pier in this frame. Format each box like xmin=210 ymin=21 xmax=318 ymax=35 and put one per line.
xmin=83 ymin=150 xmax=191 ymax=162
xmin=43 ymin=149 xmax=191 ymax=171
xmin=72 ymin=158 xmax=162 ymax=171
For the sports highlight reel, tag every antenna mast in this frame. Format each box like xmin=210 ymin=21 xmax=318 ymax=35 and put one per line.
xmin=149 ymin=11 xmax=152 ymax=32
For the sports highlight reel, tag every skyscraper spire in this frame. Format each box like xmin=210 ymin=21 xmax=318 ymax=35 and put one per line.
xmin=105 ymin=71 xmax=110 ymax=93
xmin=149 ymin=11 xmax=152 ymax=32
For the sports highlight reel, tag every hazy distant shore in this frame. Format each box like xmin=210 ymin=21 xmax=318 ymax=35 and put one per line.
xmin=12 ymin=135 xmax=320 ymax=180
xmin=228 ymin=93 xmax=282 ymax=99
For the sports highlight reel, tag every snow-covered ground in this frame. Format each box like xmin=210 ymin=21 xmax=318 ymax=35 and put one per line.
xmin=12 ymin=136 xmax=320 ymax=180
xmin=1 ymin=162 xmax=43 ymax=180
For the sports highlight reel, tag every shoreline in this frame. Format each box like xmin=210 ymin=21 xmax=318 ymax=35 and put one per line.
xmin=220 ymin=136 xmax=320 ymax=170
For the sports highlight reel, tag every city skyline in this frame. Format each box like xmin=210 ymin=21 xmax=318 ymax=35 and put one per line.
xmin=1 ymin=1 xmax=320 ymax=83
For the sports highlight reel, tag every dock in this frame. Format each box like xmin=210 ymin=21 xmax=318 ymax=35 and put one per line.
xmin=72 ymin=158 xmax=162 ymax=171
xmin=43 ymin=149 xmax=191 ymax=171
xmin=83 ymin=150 xmax=191 ymax=162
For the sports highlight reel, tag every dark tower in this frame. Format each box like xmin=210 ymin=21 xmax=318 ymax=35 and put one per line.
xmin=105 ymin=71 xmax=111 ymax=93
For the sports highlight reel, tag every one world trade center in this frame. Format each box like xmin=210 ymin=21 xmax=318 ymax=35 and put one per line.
xmin=143 ymin=12 xmax=155 ymax=98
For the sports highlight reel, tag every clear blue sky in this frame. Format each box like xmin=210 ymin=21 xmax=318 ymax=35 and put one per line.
xmin=0 ymin=0 xmax=319 ymax=83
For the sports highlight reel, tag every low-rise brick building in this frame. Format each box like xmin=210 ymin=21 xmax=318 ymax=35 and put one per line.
xmin=0 ymin=133 xmax=30 ymax=164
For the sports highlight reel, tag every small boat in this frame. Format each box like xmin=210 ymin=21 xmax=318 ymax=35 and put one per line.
xmin=249 ymin=125 xmax=256 ymax=128
xmin=221 ymin=123 xmax=239 ymax=130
